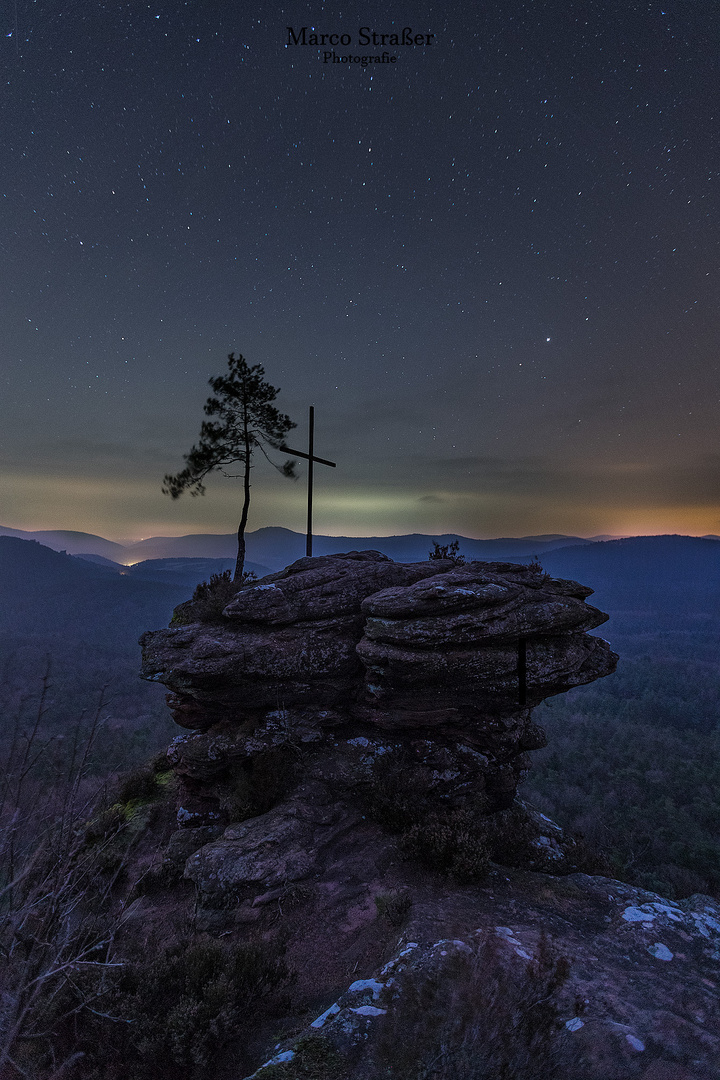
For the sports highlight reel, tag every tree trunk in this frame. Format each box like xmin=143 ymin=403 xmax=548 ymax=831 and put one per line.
xmin=234 ymin=415 xmax=252 ymax=581
xmin=234 ymin=478 xmax=250 ymax=580
xmin=234 ymin=523 xmax=246 ymax=582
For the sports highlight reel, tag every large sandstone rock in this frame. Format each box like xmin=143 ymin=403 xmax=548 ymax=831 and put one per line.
xmin=139 ymin=552 xmax=613 ymax=790
xmin=140 ymin=553 xmax=448 ymax=727
xmin=361 ymin=563 xmax=606 ymax=643
xmin=222 ymin=550 xmax=441 ymax=624
xmin=357 ymin=631 xmax=612 ymax=707
xmin=143 ymin=614 xmax=365 ymax=714
xmin=140 ymin=551 xmax=617 ymax=817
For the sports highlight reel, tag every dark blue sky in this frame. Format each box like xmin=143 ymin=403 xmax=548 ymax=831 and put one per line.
xmin=2 ymin=1 xmax=718 ymax=540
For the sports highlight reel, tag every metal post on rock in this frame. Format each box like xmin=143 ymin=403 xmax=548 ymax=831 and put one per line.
xmin=280 ymin=406 xmax=336 ymax=557
xmin=517 ymin=637 xmax=527 ymax=707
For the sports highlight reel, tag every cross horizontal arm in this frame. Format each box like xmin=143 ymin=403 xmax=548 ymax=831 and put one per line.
xmin=280 ymin=444 xmax=336 ymax=468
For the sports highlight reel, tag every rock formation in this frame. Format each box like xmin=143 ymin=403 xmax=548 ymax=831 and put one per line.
xmin=136 ymin=553 xmax=720 ymax=1078
xmin=140 ymin=550 xmax=616 ymax=821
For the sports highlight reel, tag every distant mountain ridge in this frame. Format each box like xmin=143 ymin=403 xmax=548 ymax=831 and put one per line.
xmin=4 ymin=530 xmax=718 ymax=624
xmin=540 ymin=533 xmax=720 ymax=621
xmin=75 ymin=554 xmax=272 ymax=586
xmin=0 ymin=535 xmax=187 ymax=638
xmin=0 ymin=526 xmax=127 ymax=559
xmin=0 ymin=524 xmax=599 ymax=571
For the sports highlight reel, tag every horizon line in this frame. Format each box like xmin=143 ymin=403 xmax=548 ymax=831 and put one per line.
xmin=3 ymin=522 xmax=719 ymax=546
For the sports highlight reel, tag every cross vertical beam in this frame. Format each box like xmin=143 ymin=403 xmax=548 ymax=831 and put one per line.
xmin=307 ymin=405 xmax=314 ymax=556
xmin=280 ymin=406 xmax=336 ymax=558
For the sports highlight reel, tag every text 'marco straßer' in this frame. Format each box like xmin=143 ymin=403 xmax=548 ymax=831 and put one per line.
xmin=286 ymin=26 xmax=435 ymax=47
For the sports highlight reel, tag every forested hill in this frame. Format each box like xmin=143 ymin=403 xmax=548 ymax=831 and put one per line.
xmin=0 ymin=537 xmax=189 ymax=768
xmin=0 ymin=536 xmax=187 ymax=639
xmin=540 ymin=534 xmax=720 ymax=628
xmin=523 ymin=534 xmax=720 ymax=900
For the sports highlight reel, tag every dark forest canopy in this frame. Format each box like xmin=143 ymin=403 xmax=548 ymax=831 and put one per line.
xmin=2 ymin=532 xmax=720 ymax=896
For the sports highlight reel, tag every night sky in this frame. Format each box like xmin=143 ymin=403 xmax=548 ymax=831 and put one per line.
xmin=2 ymin=1 xmax=718 ymax=541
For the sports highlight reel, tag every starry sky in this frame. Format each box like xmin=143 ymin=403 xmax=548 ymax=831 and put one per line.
xmin=2 ymin=0 xmax=718 ymax=542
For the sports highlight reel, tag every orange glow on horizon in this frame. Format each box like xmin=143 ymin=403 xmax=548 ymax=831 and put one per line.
xmin=1 ymin=468 xmax=719 ymax=542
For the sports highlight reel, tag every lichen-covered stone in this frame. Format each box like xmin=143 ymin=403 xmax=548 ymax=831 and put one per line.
xmin=242 ymin=881 xmax=720 ymax=1080
xmin=223 ymin=551 xmax=443 ymax=624
xmin=184 ymin=783 xmax=354 ymax=908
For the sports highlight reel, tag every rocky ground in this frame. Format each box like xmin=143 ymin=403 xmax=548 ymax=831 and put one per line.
xmin=130 ymin=552 xmax=720 ymax=1078
xmin=125 ymin=790 xmax=720 ymax=1080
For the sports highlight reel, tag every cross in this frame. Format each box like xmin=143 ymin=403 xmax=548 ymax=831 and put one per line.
xmin=281 ymin=405 xmax=336 ymax=557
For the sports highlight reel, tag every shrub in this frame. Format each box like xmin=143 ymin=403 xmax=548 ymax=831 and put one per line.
xmin=483 ymin=804 xmax=550 ymax=866
xmin=525 ymin=555 xmax=551 ymax=582
xmin=257 ymin=1034 xmax=344 ymax=1079
xmin=364 ymin=750 xmax=491 ymax=882
xmin=129 ymin=858 xmax=184 ymax=896
xmin=191 ymin=569 xmax=238 ymax=613
xmin=367 ymin=932 xmax=579 ymax=1079
xmin=91 ymin=939 xmax=291 ymax=1080
xmin=171 ymin=569 xmax=257 ymax=625
xmin=115 ymin=764 xmax=163 ymax=806
xmin=217 ymin=747 xmax=299 ymax=823
xmin=362 ymin=749 xmax=435 ymax=834
xmin=402 ymin=808 xmax=491 ymax=883
xmin=374 ymin=890 xmax=412 ymax=927
xmin=428 ymin=539 xmax=465 ymax=565
xmin=364 ymin=752 xmax=608 ymax=883
xmin=83 ymin=801 xmax=127 ymax=842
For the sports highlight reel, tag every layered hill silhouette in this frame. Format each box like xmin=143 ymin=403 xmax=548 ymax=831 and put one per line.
xmin=0 ymin=536 xmax=187 ymax=639
xmin=0 ymin=523 xmax=597 ymax=569
xmin=76 ymin=554 xmax=272 ymax=587
xmin=2 ymin=531 xmax=719 ymax=636
xmin=541 ymin=534 xmax=720 ymax=622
